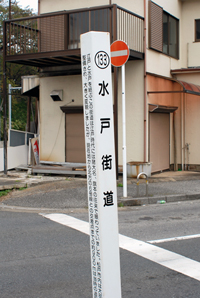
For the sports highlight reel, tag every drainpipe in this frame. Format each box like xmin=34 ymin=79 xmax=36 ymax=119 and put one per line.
xmin=184 ymin=93 xmax=186 ymax=170
xmin=143 ymin=0 xmax=147 ymax=162
xmin=181 ymin=92 xmax=184 ymax=171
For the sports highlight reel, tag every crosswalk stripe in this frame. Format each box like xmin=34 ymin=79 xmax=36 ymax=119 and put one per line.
xmin=40 ymin=213 xmax=200 ymax=281
xmin=148 ymin=234 xmax=200 ymax=244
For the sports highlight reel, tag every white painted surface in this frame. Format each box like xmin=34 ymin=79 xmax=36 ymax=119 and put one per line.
xmin=148 ymin=234 xmax=200 ymax=244
xmin=188 ymin=42 xmax=200 ymax=68
xmin=111 ymin=49 xmax=128 ymax=58
xmin=181 ymin=0 xmax=200 ymax=68
xmin=121 ymin=64 xmax=127 ymax=197
xmin=39 ymin=75 xmax=82 ymax=162
xmin=119 ymin=234 xmax=200 ymax=281
xmin=81 ymin=31 xmax=121 ymax=298
xmin=0 ymin=145 xmax=28 ymax=172
xmin=41 ymin=213 xmax=200 ymax=282
xmin=40 ymin=0 xmax=108 ymax=14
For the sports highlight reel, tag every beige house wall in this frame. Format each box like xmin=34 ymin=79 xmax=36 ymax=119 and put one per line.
xmin=40 ymin=0 xmax=144 ymax=15
xmin=171 ymin=72 xmax=200 ymax=165
xmin=39 ymin=59 xmax=144 ymax=165
xmin=147 ymin=75 xmax=182 ymax=166
xmin=181 ymin=0 xmax=200 ymax=68
xmin=115 ymin=0 xmax=143 ymax=16
xmin=40 ymin=0 xmax=109 ymax=14
xmin=39 ymin=75 xmax=83 ymax=162
xmin=118 ymin=60 xmax=144 ymax=166
xmin=185 ymin=94 xmax=200 ymax=165
xmin=38 ymin=0 xmax=200 ymax=169
xmin=172 ymin=73 xmax=200 ymax=86
xmin=146 ymin=0 xmax=182 ymax=76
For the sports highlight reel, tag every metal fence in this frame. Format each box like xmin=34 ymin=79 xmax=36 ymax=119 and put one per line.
xmin=4 ymin=5 xmax=144 ymax=57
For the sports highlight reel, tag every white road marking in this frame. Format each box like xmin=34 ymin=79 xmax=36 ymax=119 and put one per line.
xmin=40 ymin=213 xmax=200 ymax=281
xmin=148 ymin=234 xmax=200 ymax=244
xmin=40 ymin=213 xmax=89 ymax=235
xmin=111 ymin=50 xmax=128 ymax=57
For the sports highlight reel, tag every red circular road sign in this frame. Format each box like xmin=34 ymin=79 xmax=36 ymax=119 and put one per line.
xmin=110 ymin=40 xmax=129 ymax=67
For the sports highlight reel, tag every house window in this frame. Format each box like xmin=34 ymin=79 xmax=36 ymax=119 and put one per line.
xmin=149 ymin=1 xmax=179 ymax=59
xmin=195 ymin=19 xmax=200 ymax=42
xmin=163 ymin=12 xmax=179 ymax=58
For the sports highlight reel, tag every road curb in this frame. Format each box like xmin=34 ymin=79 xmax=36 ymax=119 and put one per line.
xmin=118 ymin=193 xmax=200 ymax=206
xmin=0 ymin=203 xmax=87 ymax=214
xmin=0 ymin=183 xmax=27 ymax=191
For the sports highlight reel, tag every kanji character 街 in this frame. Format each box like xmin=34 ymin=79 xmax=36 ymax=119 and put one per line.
xmin=102 ymin=155 xmax=112 ymax=170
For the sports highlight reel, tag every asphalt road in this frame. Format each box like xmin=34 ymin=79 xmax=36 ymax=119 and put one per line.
xmin=1 ymin=177 xmax=200 ymax=209
xmin=1 ymin=199 xmax=200 ymax=297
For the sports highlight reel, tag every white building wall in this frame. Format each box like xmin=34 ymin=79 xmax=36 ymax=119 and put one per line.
xmin=146 ymin=0 xmax=182 ymax=76
xmin=39 ymin=75 xmax=83 ymax=162
xmin=40 ymin=0 xmax=110 ymax=14
xmin=181 ymin=0 xmax=200 ymax=68
xmin=40 ymin=61 xmax=144 ymax=165
xmin=118 ymin=60 xmax=144 ymax=165
xmin=40 ymin=0 xmax=144 ymax=15
xmin=185 ymin=95 xmax=200 ymax=165
xmin=38 ymin=0 xmax=200 ymax=169
xmin=0 ymin=145 xmax=28 ymax=172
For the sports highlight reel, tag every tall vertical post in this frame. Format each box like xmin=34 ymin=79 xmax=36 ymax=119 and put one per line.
xmin=110 ymin=40 xmax=129 ymax=198
xmin=113 ymin=4 xmax=119 ymax=180
xmin=27 ymin=97 xmax=31 ymax=132
xmin=9 ymin=0 xmax=11 ymax=19
xmin=122 ymin=64 xmax=127 ymax=197
xmin=8 ymin=84 xmax=11 ymax=130
xmin=3 ymin=21 xmax=7 ymax=175
xmin=81 ymin=31 xmax=121 ymax=298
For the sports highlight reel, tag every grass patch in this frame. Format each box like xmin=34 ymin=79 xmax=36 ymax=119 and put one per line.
xmin=117 ymin=183 xmax=123 ymax=187
xmin=118 ymin=202 xmax=124 ymax=207
xmin=18 ymin=186 xmax=27 ymax=191
xmin=0 ymin=189 xmax=12 ymax=197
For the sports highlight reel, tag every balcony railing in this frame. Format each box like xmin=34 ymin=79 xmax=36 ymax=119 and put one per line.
xmin=3 ymin=4 xmax=144 ymax=67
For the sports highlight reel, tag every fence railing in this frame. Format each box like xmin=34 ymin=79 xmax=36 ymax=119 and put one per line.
xmin=4 ymin=5 xmax=144 ymax=58
xmin=117 ymin=6 xmax=144 ymax=53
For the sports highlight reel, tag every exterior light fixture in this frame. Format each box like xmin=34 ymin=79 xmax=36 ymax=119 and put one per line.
xmin=50 ymin=90 xmax=63 ymax=101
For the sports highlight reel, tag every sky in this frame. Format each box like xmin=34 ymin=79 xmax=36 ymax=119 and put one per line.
xmin=17 ymin=0 xmax=38 ymax=13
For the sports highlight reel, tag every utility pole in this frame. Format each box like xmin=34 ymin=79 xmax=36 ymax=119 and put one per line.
xmin=9 ymin=0 xmax=11 ymax=19
xmin=3 ymin=21 xmax=7 ymax=175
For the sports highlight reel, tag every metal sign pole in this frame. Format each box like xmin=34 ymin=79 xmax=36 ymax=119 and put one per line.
xmin=122 ymin=64 xmax=127 ymax=197
xmin=110 ymin=40 xmax=129 ymax=198
xmin=8 ymin=84 xmax=11 ymax=130
xmin=81 ymin=31 xmax=121 ymax=298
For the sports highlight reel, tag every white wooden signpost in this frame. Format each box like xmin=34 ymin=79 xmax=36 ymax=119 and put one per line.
xmin=81 ymin=31 xmax=122 ymax=298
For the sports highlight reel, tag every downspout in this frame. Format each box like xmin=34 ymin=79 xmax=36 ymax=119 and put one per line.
xmin=173 ymin=111 xmax=177 ymax=171
xmin=144 ymin=0 xmax=147 ymax=162
xmin=184 ymin=93 xmax=186 ymax=170
xmin=181 ymin=92 xmax=184 ymax=170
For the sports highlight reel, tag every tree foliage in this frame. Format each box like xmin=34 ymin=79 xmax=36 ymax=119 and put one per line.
xmin=0 ymin=0 xmax=38 ymax=139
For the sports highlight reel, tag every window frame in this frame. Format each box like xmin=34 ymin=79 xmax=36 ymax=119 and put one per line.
xmin=163 ymin=11 xmax=179 ymax=59
xmin=149 ymin=1 xmax=179 ymax=59
xmin=195 ymin=19 xmax=200 ymax=42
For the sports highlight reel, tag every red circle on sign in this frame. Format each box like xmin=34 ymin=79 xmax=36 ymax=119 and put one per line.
xmin=110 ymin=40 xmax=129 ymax=67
